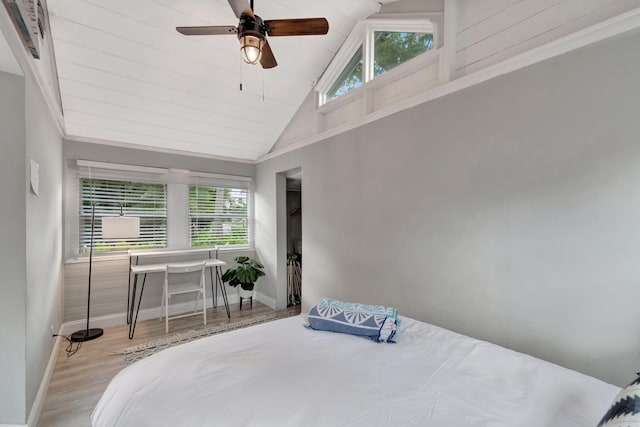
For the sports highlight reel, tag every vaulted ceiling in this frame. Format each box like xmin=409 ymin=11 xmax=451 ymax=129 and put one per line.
xmin=47 ymin=0 xmax=385 ymax=161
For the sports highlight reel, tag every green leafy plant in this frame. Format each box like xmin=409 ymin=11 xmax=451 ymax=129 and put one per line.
xmin=221 ymin=256 xmax=265 ymax=291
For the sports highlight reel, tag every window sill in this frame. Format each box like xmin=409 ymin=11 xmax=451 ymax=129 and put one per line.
xmin=65 ymin=246 xmax=255 ymax=264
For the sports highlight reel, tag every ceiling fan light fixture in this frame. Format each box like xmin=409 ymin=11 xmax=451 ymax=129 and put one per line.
xmin=240 ymin=34 xmax=263 ymax=64
xmin=176 ymin=0 xmax=329 ymax=70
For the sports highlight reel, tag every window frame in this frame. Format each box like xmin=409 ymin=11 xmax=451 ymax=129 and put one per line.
xmin=188 ymin=175 xmax=253 ymax=250
xmin=65 ymin=160 xmax=254 ymax=260
xmin=79 ymin=177 xmax=168 ymax=254
xmin=325 ymin=44 xmax=364 ymax=101
xmin=316 ymin=16 xmax=440 ymax=105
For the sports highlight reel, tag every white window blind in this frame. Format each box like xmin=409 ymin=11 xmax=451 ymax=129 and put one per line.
xmin=189 ymin=184 xmax=249 ymax=248
xmin=80 ymin=178 xmax=167 ymax=253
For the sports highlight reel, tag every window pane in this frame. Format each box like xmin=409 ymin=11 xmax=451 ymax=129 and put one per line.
xmin=189 ymin=185 xmax=249 ymax=247
xmin=80 ymin=179 xmax=167 ymax=253
xmin=374 ymin=31 xmax=434 ymax=77
xmin=327 ymin=45 xmax=363 ymax=101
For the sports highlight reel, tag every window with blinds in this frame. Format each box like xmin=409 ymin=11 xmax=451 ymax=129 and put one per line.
xmin=189 ymin=185 xmax=249 ymax=247
xmin=80 ymin=178 xmax=167 ymax=253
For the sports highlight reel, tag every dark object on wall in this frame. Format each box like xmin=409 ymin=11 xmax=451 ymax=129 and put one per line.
xmin=3 ymin=0 xmax=41 ymax=58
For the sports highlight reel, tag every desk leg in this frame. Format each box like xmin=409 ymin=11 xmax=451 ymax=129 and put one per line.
xmin=208 ymin=251 xmax=216 ymax=309
xmin=126 ymin=257 xmax=132 ymax=324
xmin=128 ymin=273 xmax=147 ymax=339
xmin=128 ymin=273 xmax=138 ymax=326
xmin=216 ymin=267 xmax=230 ymax=319
xmin=127 ymin=256 xmax=139 ymax=325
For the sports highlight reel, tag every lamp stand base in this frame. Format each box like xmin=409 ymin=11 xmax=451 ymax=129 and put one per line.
xmin=70 ymin=328 xmax=104 ymax=342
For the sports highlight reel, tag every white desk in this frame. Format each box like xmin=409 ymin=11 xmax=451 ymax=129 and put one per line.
xmin=127 ymin=247 xmax=229 ymax=339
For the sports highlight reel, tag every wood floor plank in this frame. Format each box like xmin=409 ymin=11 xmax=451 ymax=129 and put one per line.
xmin=37 ymin=302 xmax=301 ymax=427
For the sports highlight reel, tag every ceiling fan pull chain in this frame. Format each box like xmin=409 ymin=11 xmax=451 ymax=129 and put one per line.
xmin=239 ymin=54 xmax=243 ymax=91
xmin=261 ymin=67 xmax=265 ymax=102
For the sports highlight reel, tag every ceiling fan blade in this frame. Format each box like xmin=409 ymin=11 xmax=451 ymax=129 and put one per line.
xmin=265 ymin=18 xmax=329 ymax=37
xmin=176 ymin=26 xmax=237 ymax=36
xmin=228 ymin=0 xmax=254 ymax=18
xmin=260 ymin=40 xmax=278 ymax=69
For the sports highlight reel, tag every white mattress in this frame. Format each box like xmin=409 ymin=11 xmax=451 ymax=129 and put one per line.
xmin=93 ymin=315 xmax=617 ymax=426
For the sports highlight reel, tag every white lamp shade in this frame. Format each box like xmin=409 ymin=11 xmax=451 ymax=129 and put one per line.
xmin=102 ymin=216 xmax=140 ymax=239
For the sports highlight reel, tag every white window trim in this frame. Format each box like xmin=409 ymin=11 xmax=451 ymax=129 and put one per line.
xmin=316 ymin=48 xmax=441 ymax=115
xmin=316 ymin=14 xmax=442 ymax=106
xmin=77 ymin=160 xmax=167 ymax=177
xmin=64 ymin=160 xmax=254 ymax=261
xmin=188 ymin=179 xmax=253 ymax=250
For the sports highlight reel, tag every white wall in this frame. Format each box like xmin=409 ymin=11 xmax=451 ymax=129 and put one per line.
xmin=255 ymin=29 xmax=640 ymax=387
xmin=24 ymin=74 xmax=64 ymax=416
xmin=0 ymin=71 xmax=27 ymax=425
xmin=0 ymin=4 xmax=65 ymax=422
xmin=64 ymin=140 xmax=256 ymax=177
xmin=379 ymin=0 xmax=443 ymax=14
xmin=455 ymin=0 xmax=640 ymax=76
xmin=0 ymin=28 xmax=21 ymax=75
xmin=271 ymin=2 xmax=640 ymax=155
xmin=0 ymin=69 xmax=63 ymax=426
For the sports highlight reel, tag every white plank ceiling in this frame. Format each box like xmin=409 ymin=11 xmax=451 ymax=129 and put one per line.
xmin=47 ymin=0 xmax=383 ymax=161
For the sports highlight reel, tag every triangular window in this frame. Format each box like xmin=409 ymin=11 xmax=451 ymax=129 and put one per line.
xmin=327 ymin=45 xmax=363 ymax=101
xmin=317 ymin=18 xmax=438 ymax=105
xmin=373 ymin=31 xmax=434 ymax=77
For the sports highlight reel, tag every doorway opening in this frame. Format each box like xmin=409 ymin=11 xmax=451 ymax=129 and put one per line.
xmin=286 ymin=171 xmax=302 ymax=307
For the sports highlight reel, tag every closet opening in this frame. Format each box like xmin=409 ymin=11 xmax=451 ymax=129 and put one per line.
xmin=286 ymin=171 xmax=302 ymax=307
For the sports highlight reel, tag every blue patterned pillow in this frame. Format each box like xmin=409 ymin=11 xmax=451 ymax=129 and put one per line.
xmin=317 ymin=298 xmax=400 ymax=323
xmin=307 ymin=299 xmax=398 ymax=343
xmin=598 ymin=373 xmax=640 ymax=426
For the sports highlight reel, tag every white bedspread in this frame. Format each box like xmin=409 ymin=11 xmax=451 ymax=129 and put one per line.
xmin=93 ymin=315 xmax=617 ymax=426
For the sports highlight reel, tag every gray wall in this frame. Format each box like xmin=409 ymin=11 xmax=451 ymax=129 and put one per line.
xmin=0 ymin=71 xmax=27 ymax=424
xmin=256 ymin=30 xmax=640 ymax=387
xmin=64 ymin=140 xmax=255 ymax=177
xmin=0 ymin=69 xmax=63 ymax=425
xmin=62 ymin=141 xmax=257 ymax=322
xmin=25 ymin=75 xmax=64 ymax=417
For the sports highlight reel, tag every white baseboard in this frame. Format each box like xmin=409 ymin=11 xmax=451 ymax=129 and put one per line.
xmin=255 ymin=291 xmax=276 ymax=309
xmin=25 ymin=328 xmax=62 ymax=427
xmin=61 ymin=294 xmax=246 ymax=335
xmin=0 ymin=424 xmax=27 ymax=427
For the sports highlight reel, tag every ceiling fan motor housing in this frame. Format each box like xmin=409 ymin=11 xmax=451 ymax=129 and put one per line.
xmin=238 ymin=13 xmax=266 ymax=42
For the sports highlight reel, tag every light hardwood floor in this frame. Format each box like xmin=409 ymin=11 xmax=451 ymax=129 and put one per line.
xmin=38 ymin=302 xmax=301 ymax=427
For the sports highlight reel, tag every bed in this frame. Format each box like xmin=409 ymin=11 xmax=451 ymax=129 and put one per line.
xmin=93 ymin=315 xmax=618 ymax=426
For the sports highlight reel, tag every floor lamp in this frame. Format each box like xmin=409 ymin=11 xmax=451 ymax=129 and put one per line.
xmin=70 ymin=204 xmax=140 ymax=342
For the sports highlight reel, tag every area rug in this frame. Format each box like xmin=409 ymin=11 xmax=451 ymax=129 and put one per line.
xmin=114 ymin=313 xmax=278 ymax=365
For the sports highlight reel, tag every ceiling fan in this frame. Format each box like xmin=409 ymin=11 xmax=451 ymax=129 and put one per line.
xmin=176 ymin=0 xmax=329 ymax=69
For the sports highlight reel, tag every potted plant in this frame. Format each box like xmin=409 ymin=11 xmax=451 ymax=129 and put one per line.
xmin=221 ymin=256 xmax=265 ymax=302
